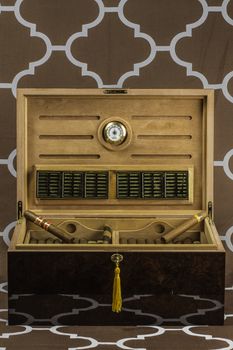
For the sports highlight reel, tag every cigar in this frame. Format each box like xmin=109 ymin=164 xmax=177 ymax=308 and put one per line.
xmin=79 ymin=238 xmax=88 ymax=244
xmin=183 ymin=237 xmax=193 ymax=244
xmin=137 ymin=238 xmax=146 ymax=244
xmin=103 ymin=225 xmax=112 ymax=244
xmin=146 ymin=238 xmax=154 ymax=244
xmin=161 ymin=212 xmax=207 ymax=244
xmin=128 ymin=238 xmax=137 ymax=244
xmin=24 ymin=210 xmax=75 ymax=244
xmin=173 ymin=240 xmax=182 ymax=244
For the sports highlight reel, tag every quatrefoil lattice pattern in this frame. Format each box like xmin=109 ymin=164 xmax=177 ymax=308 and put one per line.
xmin=1 ymin=0 xmax=233 ymax=348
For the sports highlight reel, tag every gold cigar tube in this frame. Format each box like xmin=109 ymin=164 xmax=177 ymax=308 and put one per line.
xmin=24 ymin=210 xmax=75 ymax=244
xmin=161 ymin=211 xmax=207 ymax=244
xmin=103 ymin=225 xmax=112 ymax=244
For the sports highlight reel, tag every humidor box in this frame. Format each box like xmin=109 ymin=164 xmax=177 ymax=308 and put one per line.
xmin=8 ymin=88 xmax=225 ymax=325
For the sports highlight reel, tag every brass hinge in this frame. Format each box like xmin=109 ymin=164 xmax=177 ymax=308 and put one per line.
xmin=17 ymin=201 xmax=23 ymax=220
xmin=103 ymin=89 xmax=128 ymax=94
xmin=208 ymin=201 xmax=213 ymax=222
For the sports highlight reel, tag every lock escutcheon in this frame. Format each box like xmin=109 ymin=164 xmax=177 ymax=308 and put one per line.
xmin=111 ymin=253 xmax=123 ymax=265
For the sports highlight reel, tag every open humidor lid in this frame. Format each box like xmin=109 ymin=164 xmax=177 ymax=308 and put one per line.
xmin=17 ymin=88 xmax=214 ymax=218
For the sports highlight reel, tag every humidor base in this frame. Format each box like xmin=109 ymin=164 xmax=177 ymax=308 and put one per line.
xmin=8 ymin=250 xmax=225 ymax=325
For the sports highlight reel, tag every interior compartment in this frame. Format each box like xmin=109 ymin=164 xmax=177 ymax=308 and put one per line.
xmin=14 ymin=216 xmax=218 ymax=250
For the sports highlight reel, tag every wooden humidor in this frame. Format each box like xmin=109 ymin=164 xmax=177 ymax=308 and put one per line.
xmin=8 ymin=89 xmax=225 ymax=325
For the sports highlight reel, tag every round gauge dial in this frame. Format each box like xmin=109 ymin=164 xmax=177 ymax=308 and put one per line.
xmin=103 ymin=121 xmax=127 ymax=145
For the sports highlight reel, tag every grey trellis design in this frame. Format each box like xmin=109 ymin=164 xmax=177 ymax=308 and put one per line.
xmin=0 ymin=1 xmax=233 ymax=347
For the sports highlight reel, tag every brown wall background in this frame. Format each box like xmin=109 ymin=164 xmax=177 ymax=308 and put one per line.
xmin=0 ymin=0 xmax=233 ymax=288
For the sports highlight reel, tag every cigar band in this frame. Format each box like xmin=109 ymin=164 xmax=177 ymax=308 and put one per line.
xmin=103 ymin=231 xmax=112 ymax=239
xmin=43 ymin=222 xmax=50 ymax=231
xmin=34 ymin=217 xmax=43 ymax=226
xmin=194 ymin=214 xmax=201 ymax=223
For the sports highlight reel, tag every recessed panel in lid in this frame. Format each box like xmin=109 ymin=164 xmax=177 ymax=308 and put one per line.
xmin=27 ymin=95 xmax=201 ymax=167
xmin=17 ymin=89 xmax=213 ymax=214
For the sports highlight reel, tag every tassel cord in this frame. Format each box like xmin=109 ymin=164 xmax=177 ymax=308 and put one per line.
xmin=112 ymin=264 xmax=122 ymax=313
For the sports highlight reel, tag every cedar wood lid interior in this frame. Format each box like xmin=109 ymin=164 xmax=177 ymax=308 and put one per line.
xmin=16 ymin=88 xmax=214 ymax=216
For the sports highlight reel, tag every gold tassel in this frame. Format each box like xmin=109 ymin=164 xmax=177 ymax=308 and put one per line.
xmin=112 ymin=265 xmax=122 ymax=313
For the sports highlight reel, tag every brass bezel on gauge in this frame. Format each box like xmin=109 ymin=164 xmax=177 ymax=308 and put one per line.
xmin=103 ymin=121 xmax=127 ymax=145
xmin=97 ymin=117 xmax=132 ymax=151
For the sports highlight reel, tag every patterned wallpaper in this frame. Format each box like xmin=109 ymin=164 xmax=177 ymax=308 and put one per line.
xmin=1 ymin=0 xmax=233 ymax=348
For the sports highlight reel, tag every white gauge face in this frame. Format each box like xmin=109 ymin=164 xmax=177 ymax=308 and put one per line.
xmin=103 ymin=121 xmax=127 ymax=145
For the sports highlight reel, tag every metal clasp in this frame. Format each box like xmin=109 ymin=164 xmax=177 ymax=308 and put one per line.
xmin=111 ymin=253 xmax=123 ymax=266
xmin=103 ymin=89 xmax=128 ymax=94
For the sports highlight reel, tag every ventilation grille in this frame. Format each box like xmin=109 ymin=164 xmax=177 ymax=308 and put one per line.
xmin=63 ymin=172 xmax=83 ymax=198
xmin=116 ymin=172 xmax=141 ymax=198
xmin=37 ymin=170 xmax=188 ymax=200
xmin=143 ymin=172 xmax=164 ymax=198
xmin=85 ymin=172 xmax=109 ymax=198
xmin=165 ymin=172 xmax=188 ymax=199
xmin=37 ymin=171 xmax=108 ymax=199
xmin=117 ymin=171 xmax=189 ymax=199
xmin=37 ymin=172 xmax=62 ymax=199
